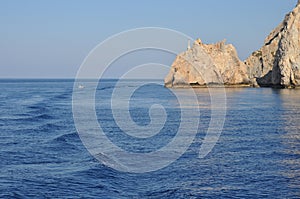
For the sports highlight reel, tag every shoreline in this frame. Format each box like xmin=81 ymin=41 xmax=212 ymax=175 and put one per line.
xmin=165 ymin=84 xmax=300 ymax=89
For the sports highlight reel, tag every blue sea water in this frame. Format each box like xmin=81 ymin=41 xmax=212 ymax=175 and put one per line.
xmin=0 ymin=79 xmax=300 ymax=198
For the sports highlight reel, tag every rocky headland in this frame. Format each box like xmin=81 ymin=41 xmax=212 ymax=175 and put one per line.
xmin=165 ymin=1 xmax=300 ymax=88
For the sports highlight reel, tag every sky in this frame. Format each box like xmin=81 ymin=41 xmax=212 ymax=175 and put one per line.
xmin=0 ymin=0 xmax=298 ymax=79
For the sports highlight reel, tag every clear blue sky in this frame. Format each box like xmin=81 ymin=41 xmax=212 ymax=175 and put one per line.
xmin=0 ymin=0 xmax=297 ymax=78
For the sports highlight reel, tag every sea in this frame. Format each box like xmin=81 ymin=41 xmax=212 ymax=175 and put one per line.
xmin=0 ymin=79 xmax=299 ymax=198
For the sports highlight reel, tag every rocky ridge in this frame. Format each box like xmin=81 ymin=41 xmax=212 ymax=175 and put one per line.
xmin=165 ymin=1 xmax=300 ymax=88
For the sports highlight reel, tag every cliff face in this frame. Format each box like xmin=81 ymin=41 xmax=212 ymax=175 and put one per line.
xmin=165 ymin=1 xmax=300 ymax=88
xmin=245 ymin=1 xmax=300 ymax=88
xmin=164 ymin=39 xmax=250 ymax=88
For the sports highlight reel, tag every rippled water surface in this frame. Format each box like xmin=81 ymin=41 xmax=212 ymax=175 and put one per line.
xmin=0 ymin=79 xmax=299 ymax=198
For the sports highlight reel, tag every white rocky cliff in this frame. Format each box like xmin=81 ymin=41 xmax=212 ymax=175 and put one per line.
xmin=164 ymin=39 xmax=250 ymax=87
xmin=245 ymin=1 xmax=300 ymax=88
xmin=165 ymin=1 xmax=300 ymax=88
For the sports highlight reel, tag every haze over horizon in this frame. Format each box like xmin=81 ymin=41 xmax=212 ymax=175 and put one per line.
xmin=0 ymin=0 xmax=297 ymax=79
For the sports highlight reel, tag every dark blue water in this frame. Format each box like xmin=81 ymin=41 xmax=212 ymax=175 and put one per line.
xmin=0 ymin=79 xmax=300 ymax=198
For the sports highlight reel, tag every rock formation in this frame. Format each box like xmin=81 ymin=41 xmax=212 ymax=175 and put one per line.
xmin=165 ymin=1 xmax=300 ymax=88
xmin=245 ymin=1 xmax=300 ymax=88
xmin=164 ymin=39 xmax=250 ymax=88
